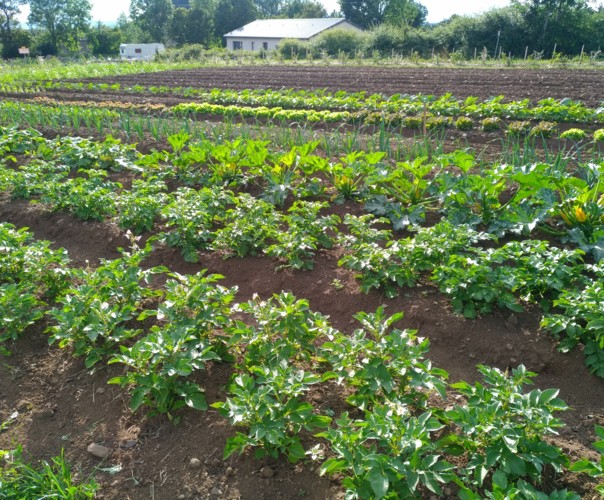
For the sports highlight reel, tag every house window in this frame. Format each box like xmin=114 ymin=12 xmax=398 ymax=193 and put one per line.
xmin=135 ymin=48 xmax=142 ymax=54
xmin=233 ymin=41 xmax=243 ymax=50
xmin=263 ymin=42 xmax=268 ymax=50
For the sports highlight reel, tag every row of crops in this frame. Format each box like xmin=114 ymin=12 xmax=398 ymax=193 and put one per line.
xmin=1 ymin=126 xmax=603 ymax=375
xmin=4 ymin=82 xmax=604 ymax=123
xmin=2 ymin=105 xmax=604 ymax=497
xmin=3 ymin=216 xmax=604 ymax=498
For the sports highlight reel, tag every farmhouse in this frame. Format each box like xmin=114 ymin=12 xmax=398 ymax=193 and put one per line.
xmin=224 ymin=18 xmax=362 ymax=52
xmin=119 ymin=43 xmax=166 ymax=61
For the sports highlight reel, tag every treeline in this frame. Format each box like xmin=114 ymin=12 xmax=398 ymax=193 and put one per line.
xmin=1 ymin=0 xmax=603 ymax=59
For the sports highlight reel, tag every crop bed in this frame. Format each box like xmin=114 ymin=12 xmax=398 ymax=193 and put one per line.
xmin=73 ymin=66 xmax=604 ymax=107
xmin=0 ymin=65 xmax=604 ymax=499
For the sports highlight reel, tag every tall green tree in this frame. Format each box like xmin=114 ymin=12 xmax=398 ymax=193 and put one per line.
xmin=282 ymin=0 xmax=327 ymax=18
xmin=256 ymin=0 xmax=284 ymax=18
xmin=511 ymin=0 xmax=595 ymax=51
xmin=0 ymin=0 xmax=24 ymax=38
xmin=87 ymin=23 xmax=122 ymax=56
xmin=185 ymin=4 xmax=215 ymax=45
xmin=130 ymin=0 xmax=174 ymax=42
xmin=214 ymin=0 xmax=256 ymax=40
xmin=338 ymin=0 xmax=388 ymax=28
xmin=383 ymin=0 xmax=427 ymax=27
xmin=28 ymin=0 xmax=91 ymax=54
xmin=0 ymin=0 xmax=26 ymax=56
xmin=169 ymin=7 xmax=189 ymax=44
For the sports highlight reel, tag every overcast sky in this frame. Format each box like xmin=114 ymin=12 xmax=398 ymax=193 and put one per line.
xmin=16 ymin=0 xmax=603 ymax=25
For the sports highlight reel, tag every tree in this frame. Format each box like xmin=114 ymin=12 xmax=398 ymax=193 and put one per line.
xmin=169 ymin=7 xmax=189 ymax=44
xmin=213 ymin=0 xmax=256 ymax=40
xmin=0 ymin=0 xmax=24 ymax=39
xmin=338 ymin=0 xmax=388 ymax=28
xmin=184 ymin=5 xmax=215 ymax=45
xmin=282 ymin=0 xmax=327 ymax=18
xmin=130 ymin=0 xmax=174 ymax=42
xmin=256 ymin=0 xmax=284 ymax=18
xmin=87 ymin=23 xmax=122 ymax=56
xmin=383 ymin=0 xmax=427 ymax=27
xmin=511 ymin=0 xmax=595 ymax=51
xmin=28 ymin=0 xmax=91 ymax=54
xmin=0 ymin=0 xmax=26 ymax=57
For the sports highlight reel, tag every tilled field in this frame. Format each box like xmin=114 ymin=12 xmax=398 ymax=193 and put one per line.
xmin=1 ymin=65 xmax=604 ymax=500
xmin=75 ymin=65 xmax=604 ymax=106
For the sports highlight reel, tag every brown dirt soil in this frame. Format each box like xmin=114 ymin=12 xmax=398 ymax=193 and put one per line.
xmin=71 ymin=65 xmax=604 ymax=106
xmin=1 ymin=65 xmax=604 ymax=499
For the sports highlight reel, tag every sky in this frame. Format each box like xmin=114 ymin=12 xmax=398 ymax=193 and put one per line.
xmin=15 ymin=0 xmax=603 ymax=25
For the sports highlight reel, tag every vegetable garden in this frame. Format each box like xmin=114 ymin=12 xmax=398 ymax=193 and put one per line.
xmin=1 ymin=62 xmax=604 ymax=499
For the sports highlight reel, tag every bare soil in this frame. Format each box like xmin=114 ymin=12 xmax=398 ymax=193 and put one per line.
xmin=1 ymin=65 xmax=603 ymax=499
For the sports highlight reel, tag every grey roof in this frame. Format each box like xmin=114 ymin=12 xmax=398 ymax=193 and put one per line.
xmin=224 ymin=18 xmax=351 ymax=40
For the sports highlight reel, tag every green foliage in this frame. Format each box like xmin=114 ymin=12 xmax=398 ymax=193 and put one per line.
xmin=433 ymin=240 xmax=584 ymax=319
xmin=160 ymin=186 xmax=234 ymax=262
xmin=41 ymin=169 xmax=121 ymax=221
xmin=569 ymin=425 xmax=604 ymax=495
xmin=47 ymin=241 xmax=164 ymax=368
xmin=595 ymin=129 xmax=604 ymax=143
xmin=530 ymin=121 xmax=558 ymax=138
xmin=213 ymin=193 xmax=281 ymax=257
xmin=318 ymin=409 xmax=454 ymax=498
xmin=109 ymin=271 xmax=236 ymax=417
xmin=542 ymin=275 xmax=604 ymax=377
xmin=117 ymin=177 xmax=168 ymax=234
xmin=560 ymin=128 xmax=587 ymax=141
xmin=311 ymin=29 xmax=367 ymax=57
xmin=320 ymin=307 xmax=447 ymax=410
xmin=278 ymin=38 xmax=309 ymax=59
xmin=445 ymin=365 xmax=569 ymax=492
xmin=265 ymin=201 xmax=341 ymax=270
xmin=227 ymin=292 xmax=331 ymax=368
xmin=0 ymin=447 xmax=97 ymax=499
xmin=0 ymin=283 xmax=44 ymax=351
xmin=507 ymin=120 xmax=532 ymax=136
xmin=455 ymin=116 xmax=474 ymax=130
xmin=481 ymin=116 xmax=502 ymax=131
xmin=213 ymin=364 xmax=329 ymax=463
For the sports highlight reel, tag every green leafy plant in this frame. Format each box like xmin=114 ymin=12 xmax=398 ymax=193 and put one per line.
xmin=569 ymin=425 xmax=604 ymax=495
xmin=442 ymin=365 xmax=569 ymax=494
xmin=560 ymin=128 xmax=587 ymax=141
xmin=530 ymin=121 xmax=558 ymax=138
xmin=320 ymin=307 xmax=447 ymax=410
xmin=455 ymin=116 xmax=474 ymax=130
xmin=213 ymin=193 xmax=281 ymax=258
xmin=213 ymin=363 xmax=330 ymax=463
xmin=317 ymin=408 xmax=455 ymax=498
xmin=481 ymin=117 xmax=502 ymax=131
xmin=227 ymin=292 xmax=332 ymax=368
xmin=117 ymin=177 xmax=168 ymax=234
xmin=109 ymin=271 xmax=236 ymax=418
xmin=47 ymin=241 xmax=164 ymax=368
xmin=0 ymin=447 xmax=98 ymax=499
xmin=265 ymin=201 xmax=340 ymax=270
xmin=160 ymin=186 xmax=234 ymax=262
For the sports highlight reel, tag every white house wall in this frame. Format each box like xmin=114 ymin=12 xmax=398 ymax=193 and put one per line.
xmin=226 ymin=38 xmax=280 ymax=51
